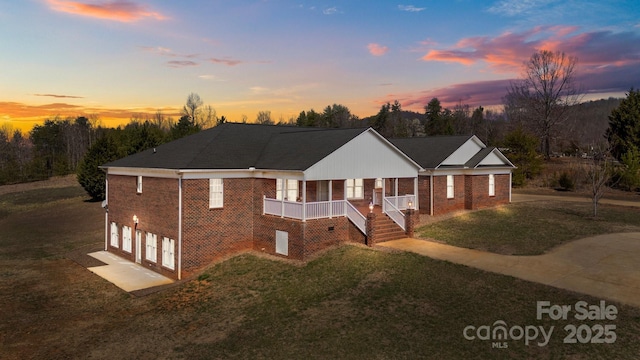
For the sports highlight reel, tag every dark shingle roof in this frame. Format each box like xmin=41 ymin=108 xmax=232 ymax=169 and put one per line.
xmin=389 ymin=136 xmax=472 ymax=168
xmin=464 ymin=147 xmax=495 ymax=168
xmin=102 ymin=123 xmax=368 ymax=171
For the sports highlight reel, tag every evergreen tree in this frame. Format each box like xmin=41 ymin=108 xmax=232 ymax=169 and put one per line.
xmin=77 ymin=134 xmax=120 ymax=201
xmin=606 ymin=88 xmax=640 ymax=160
xmin=502 ymin=127 xmax=543 ymax=186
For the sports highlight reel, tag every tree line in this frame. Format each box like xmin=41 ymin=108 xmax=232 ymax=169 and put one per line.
xmin=2 ymin=51 xmax=639 ymax=202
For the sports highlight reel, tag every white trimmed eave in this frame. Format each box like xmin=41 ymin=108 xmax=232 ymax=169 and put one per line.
xmin=420 ymin=167 xmax=513 ymax=176
xmin=102 ymin=166 xmax=306 ymax=180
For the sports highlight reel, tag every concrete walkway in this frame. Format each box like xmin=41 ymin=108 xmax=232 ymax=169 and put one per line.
xmin=378 ymin=232 xmax=640 ymax=308
xmin=88 ymin=251 xmax=174 ymax=292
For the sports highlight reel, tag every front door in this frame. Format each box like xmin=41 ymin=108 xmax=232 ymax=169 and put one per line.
xmin=135 ymin=230 xmax=142 ymax=264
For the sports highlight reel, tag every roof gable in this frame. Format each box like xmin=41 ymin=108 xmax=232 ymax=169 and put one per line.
xmin=440 ymin=136 xmax=485 ymax=167
xmin=390 ymin=135 xmax=471 ymax=168
xmin=304 ymin=129 xmax=420 ymax=180
xmin=465 ymin=147 xmax=515 ymax=168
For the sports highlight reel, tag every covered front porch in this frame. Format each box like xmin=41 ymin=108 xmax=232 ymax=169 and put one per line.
xmin=263 ymin=178 xmax=418 ymax=234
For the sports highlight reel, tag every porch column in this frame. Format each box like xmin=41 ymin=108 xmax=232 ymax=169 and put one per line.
xmin=430 ymin=174 xmax=434 ymax=216
xmin=344 ymin=179 xmax=348 ymax=214
xmin=414 ymin=177 xmax=419 ymax=210
xmin=280 ymin=178 xmax=285 ymax=218
xmin=509 ymin=172 xmax=512 ymax=203
xmin=329 ymin=180 xmax=333 ymax=218
xmin=302 ymin=180 xmax=307 ymax=222
xmin=382 ymin=178 xmax=386 ymax=212
xmin=395 ymin=178 xmax=399 ymax=196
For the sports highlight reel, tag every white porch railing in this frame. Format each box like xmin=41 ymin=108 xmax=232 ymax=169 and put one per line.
xmin=346 ymin=201 xmax=367 ymax=234
xmin=385 ymin=194 xmax=416 ymax=211
xmin=263 ymin=197 xmax=366 ymax=234
xmin=383 ymin=198 xmax=405 ymax=231
xmin=264 ymin=197 xmax=348 ymax=220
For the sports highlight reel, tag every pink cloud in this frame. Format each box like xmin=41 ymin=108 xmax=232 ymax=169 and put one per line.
xmin=209 ymin=57 xmax=243 ymax=66
xmin=34 ymin=93 xmax=84 ymax=99
xmin=46 ymin=0 xmax=167 ymax=22
xmin=368 ymin=43 xmax=389 ymax=56
xmin=422 ymin=26 xmax=583 ymax=72
xmin=167 ymin=60 xmax=198 ymax=68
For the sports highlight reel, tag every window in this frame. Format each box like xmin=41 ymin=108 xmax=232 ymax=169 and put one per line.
xmin=110 ymin=222 xmax=119 ymax=248
xmin=276 ymin=179 xmax=299 ymax=201
xmin=209 ymin=178 xmax=224 ymax=208
xmin=136 ymin=176 xmax=142 ymax=193
xmin=122 ymin=225 xmax=132 ymax=253
xmin=446 ymin=175 xmax=454 ymax=199
xmin=375 ymin=178 xmax=383 ymax=189
xmin=346 ymin=178 xmax=364 ymax=199
xmin=145 ymin=233 xmax=157 ymax=262
xmin=162 ymin=237 xmax=175 ymax=270
xmin=489 ymin=174 xmax=495 ymax=197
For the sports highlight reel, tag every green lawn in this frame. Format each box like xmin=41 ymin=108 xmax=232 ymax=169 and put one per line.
xmin=417 ymin=201 xmax=640 ymax=255
xmin=1 ymin=181 xmax=639 ymax=359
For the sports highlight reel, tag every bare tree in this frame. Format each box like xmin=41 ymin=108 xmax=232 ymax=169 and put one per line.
xmin=181 ymin=92 xmax=203 ymax=124
xmin=202 ymin=105 xmax=217 ymax=129
xmin=506 ymin=50 xmax=583 ymax=159
xmin=585 ymin=143 xmax=619 ymax=217
xmin=256 ymin=111 xmax=273 ymax=125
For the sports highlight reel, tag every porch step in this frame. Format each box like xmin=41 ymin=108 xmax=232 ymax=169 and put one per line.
xmin=373 ymin=215 xmax=406 ymax=242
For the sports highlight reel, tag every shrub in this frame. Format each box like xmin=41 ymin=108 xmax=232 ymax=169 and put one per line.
xmin=557 ymin=172 xmax=575 ymax=191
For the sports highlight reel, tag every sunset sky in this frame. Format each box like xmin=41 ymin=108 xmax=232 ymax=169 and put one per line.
xmin=1 ymin=0 xmax=639 ymax=132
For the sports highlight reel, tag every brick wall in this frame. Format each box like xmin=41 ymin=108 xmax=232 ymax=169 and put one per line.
xmin=303 ymin=217 xmax=350 ymax=258
xmin=464 ymin=174 xmax=510 ymax=210
xmin=418 ymin=176 xmax=431 ymax=214
xmin=181 ymin=178 xmax=254 ymax=276
xmin=107 ymin=175 xmax=180 ymax=279
xmin=432 ymin=175 xmax=466 ymax=216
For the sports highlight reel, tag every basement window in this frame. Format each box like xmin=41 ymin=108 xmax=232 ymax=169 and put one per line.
xmin=276 ymin=230 xmax=288 ymax=256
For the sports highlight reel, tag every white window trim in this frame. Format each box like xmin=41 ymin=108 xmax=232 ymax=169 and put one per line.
xmin=209 ymin=178 xmax=224 ymax=208
xmin=122 ymin=225 xmax=132 ymax=253
xmin=136 ymin=176 xmax=142 ymax=194
xmin=146 ymin=233 xmax=157 ymax=263
xmin=346 ymin=178 xmax=364 ymax=199
xmin=110 ymin=222 xmax=119 ymax=248
xmin=162 ymin=237 xmax=175 ymax=270
xmin=446 ymin=175 xmax=454 ymax=199
xmin=489 ymin=174 xmax=496 ymax=197
xmin=276 ymin=179 xmax=299 ymax=201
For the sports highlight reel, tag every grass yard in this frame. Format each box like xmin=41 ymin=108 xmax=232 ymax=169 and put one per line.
xmin=417 ymin=201 xmax=640 ymax=255
xmin=1 ymin=178 xmax=639 ymax=359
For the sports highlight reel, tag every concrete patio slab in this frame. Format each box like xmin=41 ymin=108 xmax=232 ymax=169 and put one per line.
xmin=88 ymin=251 xmax=174 ymax=292
xmin=378 ymin=233 xmax=640 ymax=308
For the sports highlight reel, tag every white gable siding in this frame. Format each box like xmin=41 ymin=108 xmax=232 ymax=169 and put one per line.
xmin=441 ymin=139 xmax=483 ymax=166
xmin=304 ymin=130 xmax=419 ymax=181
xmin=478 ymin=151 xmax=509 ymax=166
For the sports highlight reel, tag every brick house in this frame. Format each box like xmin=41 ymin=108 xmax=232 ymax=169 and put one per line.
xmin=102 ymin=123 xmax=422 ymax=280
xmin=101 ymin=124 xmax=514 ymax=280
xmin=390 ymin=135 xmax=515 ymax=216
